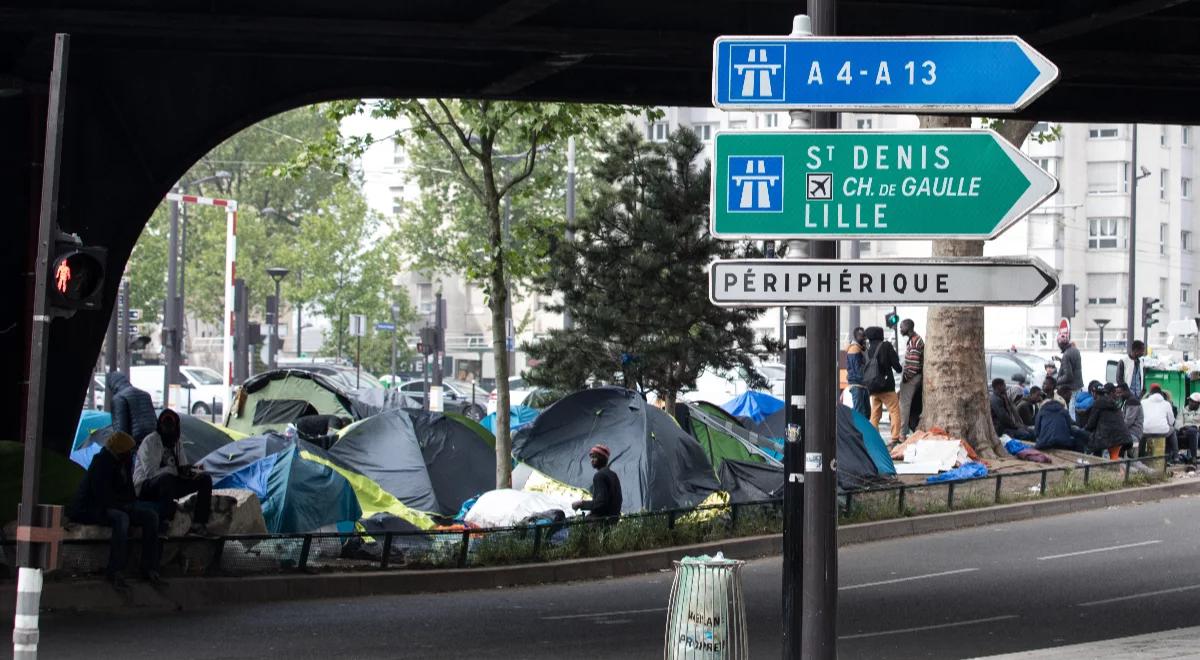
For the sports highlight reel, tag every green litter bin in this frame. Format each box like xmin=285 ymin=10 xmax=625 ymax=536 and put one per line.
xmin=1144 ymin=369 xmax=1187 ymax=403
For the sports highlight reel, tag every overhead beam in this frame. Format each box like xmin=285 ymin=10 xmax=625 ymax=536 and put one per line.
xmin=473 ymin=0 xmax=561 ymax=28
xmin=1025 ymin=0 xmax=1193 ymax=45
xmin=481 ymin=53 xmax=587 ymax=95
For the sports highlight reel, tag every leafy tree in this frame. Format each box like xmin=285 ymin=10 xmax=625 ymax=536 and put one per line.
xmin=315 ymin=99 xmax=634 ymax=488
xmin=524 ymin=125 xmax=774 ymax=414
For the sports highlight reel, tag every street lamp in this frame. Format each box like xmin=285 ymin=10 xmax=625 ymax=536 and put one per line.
xmin=1095 ymin=319 xmax=1111 ymax=352
xmin=1126 ymin=122 xmax=1152 ymax=345
xmin=266 ymin=267 xmax=289 ymax=370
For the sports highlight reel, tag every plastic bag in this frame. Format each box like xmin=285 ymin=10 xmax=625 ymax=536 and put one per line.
xmin=925 ymin=461 xmax=987 ymax=484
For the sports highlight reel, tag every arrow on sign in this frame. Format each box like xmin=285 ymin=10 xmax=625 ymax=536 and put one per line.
xmin=709 ymin=258 xmax=1059 ymax=306
xmin=711 ymin=129 xmax=1058 ymax=240
xmin=712 ymin=35 xmax=1058 ymax=112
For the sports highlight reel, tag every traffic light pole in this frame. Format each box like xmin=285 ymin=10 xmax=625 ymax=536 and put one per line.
xmin=15 ymin=32 xmax=70 ymax=660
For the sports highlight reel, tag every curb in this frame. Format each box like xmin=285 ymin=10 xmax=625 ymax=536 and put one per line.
xmin=6 ymin=477 xmax=1199 ymax=613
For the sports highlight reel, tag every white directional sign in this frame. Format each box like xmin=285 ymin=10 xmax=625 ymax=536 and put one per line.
xmin=709 ymin=257 xmax=1059 ymax=306
xmin=349 ymin=314 xmax=367 ymax=337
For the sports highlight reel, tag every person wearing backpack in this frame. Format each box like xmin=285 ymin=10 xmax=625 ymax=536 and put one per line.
xmin=864 ymin=326 xmax=903 ymax=444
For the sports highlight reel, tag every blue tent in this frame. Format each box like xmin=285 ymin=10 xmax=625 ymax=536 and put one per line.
xmin=480 ymin=405 xmax=539 ymax=434
xmin=71 ymin=411 xmax=113 ymax=469
xmin=721 ymin=391 xmax=784 ymax=425
xmin=847 ymin=407 xmax=895 ymax=476
xmin=211 ymin=439 xmax=361 ymax=534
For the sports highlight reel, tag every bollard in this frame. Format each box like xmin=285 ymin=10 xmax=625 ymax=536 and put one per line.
xmin=664 ymin=555 xmax=748 ymax=659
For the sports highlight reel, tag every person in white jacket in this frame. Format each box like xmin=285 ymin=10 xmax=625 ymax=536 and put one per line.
xmin=1141 ymin=390 xmax=1176 ymax=459
xmin=135 ymin=409 xmax=213 ymax=536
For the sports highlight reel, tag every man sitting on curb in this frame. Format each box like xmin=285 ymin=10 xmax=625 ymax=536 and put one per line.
xmin=1178 ymin=393 xmax=1200 ymax=464
xmin=571 ymin=444 xmax=623 ymax=519
xmin=67 ymin=431 xmax=164 ymax=590
xmin=135 ymin=409 xmax=214 ymax=536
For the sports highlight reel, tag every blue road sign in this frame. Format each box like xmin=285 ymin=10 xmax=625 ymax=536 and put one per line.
xmin=712 ymin=36 xmax=1058 ymax=112
xmin=726 ymin=155 xmax=784 ymax=213
xmin=375 ymin=322 xmax=396 ymax=331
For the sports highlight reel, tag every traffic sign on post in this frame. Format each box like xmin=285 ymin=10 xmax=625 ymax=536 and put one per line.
xmin=709 ymin=257 xmax=1059 ymax=306
xmin=375 ymin=322 xmax=395 ymax=332
xmin=711 ymin=129 xmax=1058 ymax=239
xmin=712 ymin=35 xmax=1058 ymax=112
xmin=349 ymin=314 xmax=366 ymax=337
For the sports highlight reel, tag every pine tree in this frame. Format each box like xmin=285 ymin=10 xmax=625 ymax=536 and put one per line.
xmin=525 ymin=125 xmax=773 ymax=413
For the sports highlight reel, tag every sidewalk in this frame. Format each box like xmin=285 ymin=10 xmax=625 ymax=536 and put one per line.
xmin=973 ymin=625 xmax=1200 ymax=659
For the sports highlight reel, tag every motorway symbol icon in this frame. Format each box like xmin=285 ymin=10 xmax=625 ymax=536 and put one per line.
xmin=727 ymin=156 xmax=783 ymax=212
xmin=713 ymin=35 xmax=1059 ymax=112
xmin=709 ymin=257 xmax=1059 ymax=307
xmin=711 ymin=129 xmax=1058 ymax=239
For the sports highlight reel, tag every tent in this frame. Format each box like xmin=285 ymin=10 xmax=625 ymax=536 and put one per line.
xmin=512 ymin=387 xmax=719 ymax=513
xmin=408 ymin=411 xmax=495 ymax=516
xmin=226 ymin=369 xmax=391 ymax=436
xmin=481 ymin=405 xmax=539 ymax=435
xmin=203 ymin=436 xmax=362 ymax=534
xmin=674 ymin=401 xmax=780 ymax=473
xmin=179 ymin=415 xmax=242 ymax=463
xmin=845 ymin=406 xmax=896 ymax=477
xmin=722 ymin=391 xmax=785 ymax=425
xmin=1 ymin=441 xmax=84 ymax=526
xmin=718 ymin=459 xmax=785 ymax=503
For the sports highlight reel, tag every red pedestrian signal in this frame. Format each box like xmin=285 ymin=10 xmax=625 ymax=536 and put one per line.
xmin=48 ymin=236 xmax=106 ymax=316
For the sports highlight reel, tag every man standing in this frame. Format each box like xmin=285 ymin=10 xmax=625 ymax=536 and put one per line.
xmin=1117 ymin=340 xmax=1148 ymax=399
xmin=864 ymin=326 xmax=904 ymax=445
xmin=898 ymin=319 xmax=925 ymax=436
xmin=106 ymin=371 xmax=157 ymax=443
xmin=844 ymin=327 xmax=870 ymax=419
xmin=1056 ymin=336 xmax=1084 ymax=410
xmin=135 ymin=409 xmax=214 ymax=536
xmin=571 ymin=444 xmax=623 ymax=518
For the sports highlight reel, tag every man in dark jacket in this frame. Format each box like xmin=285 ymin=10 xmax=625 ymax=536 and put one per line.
xmin=991 ymin=378 xmax=1034 ymax=440
xmin=864 ymin=326 xmax=904 ymax=444
xmin=66 ymin=431 xmax=164 ymax=589
xmin=1086 ymin=384 xmax=1130 ymax=459
xmin=1034 ymin=391 xmax=1087 ymax=452
xmin=844 ymin=327 xmax=870 ymax=419
xmin=572 ymin=444 xmax=622 ymax=518
xmin=106 ymin=371 xmax=157 ymax=443
xmin=1016 ymin=387 xmax=1044 ymax=426
xmin=1057 ymin=336 xmax=1084 ymax=403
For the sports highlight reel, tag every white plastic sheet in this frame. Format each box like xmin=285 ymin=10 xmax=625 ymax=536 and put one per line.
xmin=463 ymin=488 xmax=580 ymax=528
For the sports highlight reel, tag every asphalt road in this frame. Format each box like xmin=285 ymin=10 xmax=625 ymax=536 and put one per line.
xmin=29 ymin=495 xmax=1200 ymax=659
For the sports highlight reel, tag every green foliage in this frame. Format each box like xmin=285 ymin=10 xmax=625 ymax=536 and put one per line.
xmin=981 ymin=118 xmax=1062 ymax=145
xmin=523 ymin=125 xmax=774 ymax=407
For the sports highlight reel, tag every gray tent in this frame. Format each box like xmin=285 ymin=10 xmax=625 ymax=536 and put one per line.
xmin=512 ymin=387 xmax=719 ymax=513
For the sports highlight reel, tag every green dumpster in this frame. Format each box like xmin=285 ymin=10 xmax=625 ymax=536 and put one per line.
xmin=1145 ymin=368 xmax=1187 ymax=403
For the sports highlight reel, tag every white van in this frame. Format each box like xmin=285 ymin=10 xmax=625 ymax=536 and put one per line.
xmin=129 ymin=365 xmax=228 ymax=416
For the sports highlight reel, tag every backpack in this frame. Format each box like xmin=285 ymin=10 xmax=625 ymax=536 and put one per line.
xmin=862 ymin=344 xmax=888 ymax=394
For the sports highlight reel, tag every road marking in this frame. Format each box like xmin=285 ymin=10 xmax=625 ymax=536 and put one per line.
xmin=1078 ymin=584 xmax=1200 ymax=607
xmin=1036 ymin=540 xmax=1161 ymax=561
xmin=542 ymin=607 xmax=665 ymax=620
xmin=839 ymin=614 xmax=1019 ymax=640
xmin=839 ymin=567 xmax=979 ymax=591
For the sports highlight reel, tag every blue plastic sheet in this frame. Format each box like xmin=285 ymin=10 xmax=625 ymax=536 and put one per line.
xmin=1004 ymin=439 xmax=1033 ymax=456
xmin=721 ymin=391 xmax=784 ymax=424
xmin=925 ymin=461 xmax=988 ymax=483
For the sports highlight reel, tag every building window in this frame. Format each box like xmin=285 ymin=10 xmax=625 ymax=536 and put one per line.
xmin=728 ymin=120 xmax=748 ymax=130
xmin=1183 ymin=285 xmax=1191 ymax=305
xmin=1088 ymin=217 xmax=1124 ymax=249
xmin=1088 ymin=126 xmax=1120 ymax=139
xmin=1161 ymin=168 xmax=1169 ymax=199
xmin=393 ymin=140 xmax=404 ymax=165
xmin=1184 ymin=177 xmax=1193 ymax=199
xmin=1033 ymin=157 xmax=1058 ymax=178
xmin=691 ymin=123 xmax=714 ymax=142
xmin=417 ymin=283 xmax=433 ymax=314
xmin=856 ymin=118 xmax=873 ymax=130
xmin=1184 ymin=230 xmax=1193 ymax=251
xmin=1161 ymin=125 xmax=1169 ymax=147
xmin=390 ymin=186 xmax=404 ymax=216
xmin=1087 ymin=161 xmax=1129 ymax=195
xmin=1184 ymin=127 xmax=1192 ymax=147
xmin=648 ymin=121 xmax=669 ymax=142
xmin=763 ymin=113 xmax=780 ymax=128
xmin=1086 ymin=273 xmax=1123 ymax=305
xmin=1161 ymin=223 xmax=1169 ymax=254
xmin=1032 ymin=121 xmax=1050 ymax=134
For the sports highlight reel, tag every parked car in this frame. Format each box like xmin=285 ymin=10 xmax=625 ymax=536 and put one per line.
xmin=129 ymin=364 xmax=229 ymax=415
xmin=397 ymin=379 xmax=488 ymax=420
xmin=984 ymin=351 xmax=1040 ymax=389
xmin=680 ymin=363 xmax=787 ymax=404
xmin=486 ymin=376 xmax=534 ymax=415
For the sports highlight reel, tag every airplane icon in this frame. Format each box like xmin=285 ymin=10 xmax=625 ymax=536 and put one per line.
xmin=806 ymin=173 xmax=833 ymax=200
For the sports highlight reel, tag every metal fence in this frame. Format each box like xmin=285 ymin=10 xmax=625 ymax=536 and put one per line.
xmin=0 ymin=455 xmax=1171 ymax=579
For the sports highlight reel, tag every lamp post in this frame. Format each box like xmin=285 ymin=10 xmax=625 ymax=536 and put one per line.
xmin=1126 ymin=125 xmax=1152 ymax=346
xmin=262 ymin=209 xmax=303 ymax=358
xmin=1095 ymin=319 xmax=1111 ymax=352
xmin=266 ymin=267 xmax=289 ymax=370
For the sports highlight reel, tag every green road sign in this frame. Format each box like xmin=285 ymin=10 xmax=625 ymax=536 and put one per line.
xmin=711 ymin=129 xmax=1058 ymax=239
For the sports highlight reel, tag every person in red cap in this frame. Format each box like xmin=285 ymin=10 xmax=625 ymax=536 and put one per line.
xmin=571 ymin=444 xmax=623 ymax=518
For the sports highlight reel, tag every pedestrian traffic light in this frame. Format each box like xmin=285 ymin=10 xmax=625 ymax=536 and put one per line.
xmin=1141 ymin=296 xmax=1161 ymax=328
xmin=419 ymin=327 xmax=437 ymax=355
xmin=885 ymin=309 xmax=900 ymax=329
xmin=1060 ymin=283 xmax=1077 ymax=319
xmin=48 ymin=233 xmax=106 ymax=317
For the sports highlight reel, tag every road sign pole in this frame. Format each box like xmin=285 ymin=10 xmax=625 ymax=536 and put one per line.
xmin=800 ymin=3 xmax=840 ymax=657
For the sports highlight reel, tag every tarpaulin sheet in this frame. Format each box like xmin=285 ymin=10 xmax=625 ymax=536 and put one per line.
xmin=512 ymin=387 xmax=719 ymax=513
xmin=721 ymin=391 xmax=784 ymax=425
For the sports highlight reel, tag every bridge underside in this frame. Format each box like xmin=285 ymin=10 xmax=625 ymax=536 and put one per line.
xmin=1 ymin=0 xmax=1198 ymax=453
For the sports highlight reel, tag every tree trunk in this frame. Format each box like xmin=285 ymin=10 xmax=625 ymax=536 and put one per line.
xmin=916 ymin=116 xmax=1036 ymax=459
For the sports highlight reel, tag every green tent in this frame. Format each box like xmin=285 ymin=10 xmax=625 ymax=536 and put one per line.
xmin=675 ymin=401 xmax=781 ymax=474
xmin=0 ymin=441 xmax=84 ymax=526
xmin=225 ymin=370 xmax=368 ymax=436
